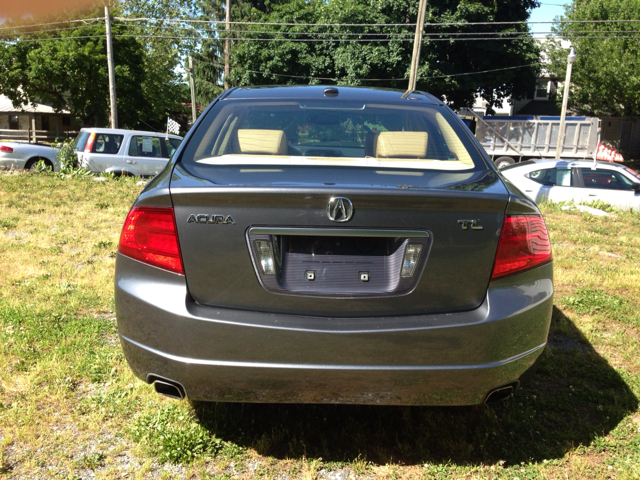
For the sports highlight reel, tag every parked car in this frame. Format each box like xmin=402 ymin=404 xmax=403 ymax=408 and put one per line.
xmin=74 ymin=128 xmax=183 ymax=177
xmin=500 ymin=159 xmax=640 ymax=210
xmin=115 ymin=86 xmax=553 ymax=406
xmin=0 ymin=141 xmax=60 ymax=172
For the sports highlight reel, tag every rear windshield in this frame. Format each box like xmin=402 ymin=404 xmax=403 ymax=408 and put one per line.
xmin=180 ymin=100 xmax=482 ymax=171
xmin=93 ymin=134 xmax=123 ymax=154
xmin=73 ymin=131 xmax=90 ymax=152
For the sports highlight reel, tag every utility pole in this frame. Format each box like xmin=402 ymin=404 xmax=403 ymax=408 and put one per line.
xmin=407 ymin=0 xmax=428 ymax=92
xmin=224 ymin=0 xmax=230 ymax=89
xmin=555 ymin=48 xmax=577 ymax=159
xmin=105 ymin=6 xmax=118 ymax=129
xmin=188 ymin=55 xmax=197 ymax=123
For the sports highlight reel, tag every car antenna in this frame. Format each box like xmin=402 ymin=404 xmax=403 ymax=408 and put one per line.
xmin=139 ymin=120 xmax=160 ymax=132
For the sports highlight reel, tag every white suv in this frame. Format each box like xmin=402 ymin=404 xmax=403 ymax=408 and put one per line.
xmin=75 ymin=128 xmax=183 ymax=177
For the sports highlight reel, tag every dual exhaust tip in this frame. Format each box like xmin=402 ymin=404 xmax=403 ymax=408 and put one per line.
xmin=484 ymin=382 xmax=519 ymax=404
xmin=148 ymin=375 xmax=186 ymax=400
xmin=147 ymin=375 xmax=519 ymax=405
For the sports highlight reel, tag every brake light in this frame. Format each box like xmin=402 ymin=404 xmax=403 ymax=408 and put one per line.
xmin=118 ymin=207 xmax=184 ymax=275
xmin=0 ymin=145 xmax=14 ymax=153
xmin=84 ymin=133 xmax=96 ymax=153
xmin=491 ymin=215 xmax=552 ymax=280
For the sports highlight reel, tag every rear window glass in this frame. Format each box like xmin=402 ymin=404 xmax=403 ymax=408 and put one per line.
xmin=164 ymin=138 xmax=182 ymax=158
xmin=580 ymin=168 xmax=634 ymax=190
xmin=180 ymin=100 xmax=481 ymax=171
xmin=528 ymin=168 xmax=574 ymax=186
xmin=74 ymin=131 xmax=90 ymax=152
xmin=128 ymin=136 xmax=163 ymax=158
xmin=93 ymin=134 xmax=123 ymax=154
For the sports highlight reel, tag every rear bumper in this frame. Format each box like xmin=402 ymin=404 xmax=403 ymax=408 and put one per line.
xmin=115 ymin=254 xmax=553 ymax=405
xmin=0 ymin=157 xmax=25 ymax=169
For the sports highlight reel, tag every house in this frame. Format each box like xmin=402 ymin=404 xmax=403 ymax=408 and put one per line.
xmin=0 ymin=95 xmax=80 ymax=143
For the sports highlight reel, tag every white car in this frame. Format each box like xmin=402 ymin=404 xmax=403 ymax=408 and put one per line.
xmin=74 ymin=128 xmax=183 ymax=177
xmin=500 ymin=159 xmax=640 ymax=210
xmin=0 ymin=142 xmax=60 ymax=172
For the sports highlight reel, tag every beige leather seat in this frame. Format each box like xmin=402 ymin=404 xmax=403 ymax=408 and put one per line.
xmin=235 ymin=129 xmax=287 ymax=155
xmin=373 ymin=131 xmax=428 ymax=159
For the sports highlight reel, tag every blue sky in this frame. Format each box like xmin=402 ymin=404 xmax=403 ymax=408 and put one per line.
xmin=529 ymin=1 xmax=570 ymax=30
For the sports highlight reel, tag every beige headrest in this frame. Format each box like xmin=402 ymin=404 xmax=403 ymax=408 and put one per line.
xmin=236 ymin=129 xmax=287 ymax=155
xmin=375 ymin=131 xmax=428 ymax=158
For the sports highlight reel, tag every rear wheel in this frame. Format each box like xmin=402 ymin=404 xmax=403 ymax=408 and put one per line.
xmin=494 ymin=156 xmax=516 ymax=169
xmin=24 ymin=157 xmax=53 ymax=170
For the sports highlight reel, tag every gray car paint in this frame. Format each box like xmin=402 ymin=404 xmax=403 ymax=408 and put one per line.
xmin=115 ymin=253 xmax=552 ymax=405
xmin=115 ymin=86 xmax=553 ymax=405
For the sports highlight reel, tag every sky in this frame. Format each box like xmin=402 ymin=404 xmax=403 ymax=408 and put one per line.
xmin=529 ymin=1 xmax=570 ymax=31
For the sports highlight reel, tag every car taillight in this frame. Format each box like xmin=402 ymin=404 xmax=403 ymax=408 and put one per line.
xmin=84 ymin=133 xmax=96 ymax=153
xmin=0 ymin=145 xmax=14 ymax=153
xmin=491 ymin=215 xmax=552 ymax=280
xmin=118 ymin=206 xmax=184 ymax=275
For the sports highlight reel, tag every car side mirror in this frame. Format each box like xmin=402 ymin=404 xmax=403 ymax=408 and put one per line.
xmin=632 ymin=183 xmax=640 ymax=193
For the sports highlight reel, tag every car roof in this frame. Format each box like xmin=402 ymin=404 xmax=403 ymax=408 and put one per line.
xmin=502 ymin=159 xmax=626 ymax=170
xmin=79 ymin=127 xmax=182 ymax=139
xmin=223 ymin=85 xmax=440 ymax=104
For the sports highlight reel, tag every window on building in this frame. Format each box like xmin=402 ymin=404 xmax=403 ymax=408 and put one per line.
xmin=534 ymin=80 xmax=550 ymax=100
xmin=62 ymin=116 xmax=71 ymax=127
xmin=41 ymin=116 xmax=50 ymax=131
xmin=9 ymin=115 xmax=19 ymax=130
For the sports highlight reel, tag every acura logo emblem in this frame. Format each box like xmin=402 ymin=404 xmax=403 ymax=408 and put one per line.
xmin=327 ymin=197 xmax=354 ymax=222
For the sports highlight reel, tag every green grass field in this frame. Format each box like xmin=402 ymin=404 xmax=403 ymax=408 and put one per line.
xmin=1 ymin=171 xmax=639 ymax=479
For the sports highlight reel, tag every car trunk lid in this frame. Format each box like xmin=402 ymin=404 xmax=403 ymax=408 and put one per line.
xmin=170 ymin=164 xmax=508 ymax=317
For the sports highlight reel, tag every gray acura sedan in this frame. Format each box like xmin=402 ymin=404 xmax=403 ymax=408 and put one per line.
xmin=115 ymin=86 xmax=553 ymax=405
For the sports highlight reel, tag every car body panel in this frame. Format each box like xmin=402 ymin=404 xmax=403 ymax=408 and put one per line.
xmin=171 ymin=165 xmax=508 ymax=316
xmin=115 ymin=253 xmax=552 ymax=405
xmin=76 ymin=128 xmax=182 ymax=176
xmin=0 ymin=142 xmax=60 ymax=171
xmin=115 ymin=86 xmax=554 ymax=405
xmin=500 ymin=159 xmax=640 ymax=210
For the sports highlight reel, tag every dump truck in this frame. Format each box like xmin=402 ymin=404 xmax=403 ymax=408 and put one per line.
xmin=458 ymin=108 xmax=601 ymax=169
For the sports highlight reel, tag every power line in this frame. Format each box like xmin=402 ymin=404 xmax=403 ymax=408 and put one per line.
xmin=113 ymin=17 xmax=640 ymax=26
xmin=112 ymin=33 xmax=640 ymax=42
xmin=0 ymin=24 xmax=105 ymax=37
xmin=2 ymin=20 xmax=635 ymax=39
xmin=114 ymin=17 xmax=419 ymax=27
xmin=194 ymin=57 xmax=541 ymax=81
xmin=3 ymin=32 xmax=639 ymax=44
xmin=0 ymin=17 xmax=102 ymax=31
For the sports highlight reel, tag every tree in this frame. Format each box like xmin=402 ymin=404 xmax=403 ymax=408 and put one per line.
xmin=545 ymin=0 xmax=640 ymax=117
xmin=0 ymin=6 xmax=191 ymax=130
xmin=227 ymin=0 xmax=541 ymax=112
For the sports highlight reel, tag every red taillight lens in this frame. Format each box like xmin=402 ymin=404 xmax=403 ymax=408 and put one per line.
xmin=491 ymin=215 xmax=552 ymax=280
xmin=84 ymin=133 xmax=96 ymax=153
xmin=118 ymin=207 xmax=184 ymax=275
xmin=0 ymin=145 xmax=14 ymax=152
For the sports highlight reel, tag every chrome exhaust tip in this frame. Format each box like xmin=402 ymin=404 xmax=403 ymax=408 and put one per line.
xmin=147 ymin=375 xmax=186 ymax=400
xmin=484 ymin=382 xmax=518 ymax=404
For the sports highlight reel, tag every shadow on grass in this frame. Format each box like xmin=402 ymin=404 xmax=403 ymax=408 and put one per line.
xmin=192 ymin=306 xmax=637 ymax=466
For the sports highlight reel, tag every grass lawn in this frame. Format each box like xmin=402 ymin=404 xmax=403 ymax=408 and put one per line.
xmin=1 ymin=171 xmax=639 ymax=479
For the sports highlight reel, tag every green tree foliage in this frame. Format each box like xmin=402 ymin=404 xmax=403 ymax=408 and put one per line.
xmin=0 ymin=20 xmax=145 ymax=127
xmin=0 ymin=6 xmax=191 ymax=129
xmin=227 ymin=0 xmax=541 ymax=111
xmin=545 ymin=0 xmax=640 ymax=117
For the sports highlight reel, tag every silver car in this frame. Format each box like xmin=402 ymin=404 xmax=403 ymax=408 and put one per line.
xmin=115 ymin=86 xmax=553 ymax=405
xmin=500 ymin=159 xmax=640 ymax=210
xmin=75 ymin=128 xmax=182 ymax=177
xmin=0 ymin=141 xmax=60 ymax=171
